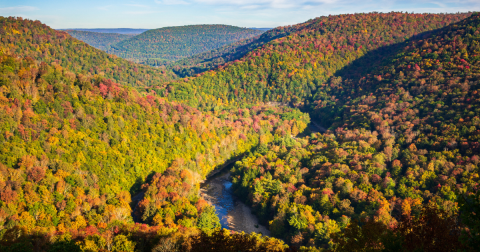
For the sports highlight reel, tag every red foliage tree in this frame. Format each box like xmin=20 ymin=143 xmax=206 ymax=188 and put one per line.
xmin=27 ymin=167 xmax=45 ymax=183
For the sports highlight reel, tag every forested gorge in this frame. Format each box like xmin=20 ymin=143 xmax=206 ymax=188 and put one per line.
xmin=1 ymin=11 xmax=480 ymax=252
xmin=0 ymin=16 xmax=310 ymax=251
xmin=180 ymin=12 xmax=480 ymax=251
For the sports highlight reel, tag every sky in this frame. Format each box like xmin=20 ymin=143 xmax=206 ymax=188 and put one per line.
xmin=0 ymin=0 xmax=479 ymax=29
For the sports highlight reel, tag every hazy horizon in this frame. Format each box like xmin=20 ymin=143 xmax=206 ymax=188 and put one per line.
xmin=1 ymin=0 xmax=479 ymax=29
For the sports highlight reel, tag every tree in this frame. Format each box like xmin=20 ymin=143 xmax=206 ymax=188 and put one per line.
xmin=197 ymin=205 xmax=221 ymax=232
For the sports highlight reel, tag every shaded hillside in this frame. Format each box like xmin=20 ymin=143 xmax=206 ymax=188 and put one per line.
xmin=64 ymin=30 xmax=135 ymax=50
xmin=1 ymin=17 xmax=176 ymax=88
xmin=107 ymin=25 xmax=264 ymax=64
xmin=164 ymin=13 xmax=471 ymax=110
xmin=227 ymin=13 xmax=480 ymax=250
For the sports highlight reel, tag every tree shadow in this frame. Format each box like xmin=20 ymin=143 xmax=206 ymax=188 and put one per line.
xmin=334 ymin=27 xmax=444 ymax=80
xmin=308 ymin=23 xmax=457 ymax=129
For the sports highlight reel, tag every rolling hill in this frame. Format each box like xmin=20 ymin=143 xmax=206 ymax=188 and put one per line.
xmin=64 ymin=30 xmax=135 ymax=51
xmin=61 ymin=28 xmax=149 ymax=34
xmin=158 ymin=12 xmax=480 ymax=250
xmin=166 ymin=24 xmax=306 ymax=77
xmin=106 ymin=25 xmax=265 ymax=63
xmin=230 ymin=12 xmax=480 ymax=249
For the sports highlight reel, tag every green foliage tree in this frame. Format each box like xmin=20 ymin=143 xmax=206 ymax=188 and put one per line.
xmin=197 ymin=205 xmax=221 ymax=232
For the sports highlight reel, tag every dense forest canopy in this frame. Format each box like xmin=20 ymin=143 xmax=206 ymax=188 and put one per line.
xmin=1 ymin=11 xmax=480 ymax=252
xmin=161 ymin=12 xmax=480 ymax=250
xmin=0 ymin=16 xmax=310 ymax=252
xmin=189 ymin=12 xmax=480 ymax=250
xmin=165 ymin=24 xmax=308 ymax=77
xmin=64 ymin=30 xmax=135 ymax=51
xmin=0 ymin=17 xmax=176 ymax=88
xmin=163 ymin=13 xmax=471 ymax=111
xmin=106 ymin=25 xmax=265 ymax=64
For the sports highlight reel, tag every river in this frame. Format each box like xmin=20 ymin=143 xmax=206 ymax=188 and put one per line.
xmin=130 ymin=122 xmax=325 ymax=234
xmin=200 ymin=163 xmax=271 ymax=235
xmin=198 ymin=122 xmax=325 ymax=235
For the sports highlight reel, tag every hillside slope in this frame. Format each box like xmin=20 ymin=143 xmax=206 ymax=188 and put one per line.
xmin=107 ymin=25 xmax=264 ymax=63
xmin=1 ymin=17 xmax=176 ymax=88
xmin=227 ymin=13 xmax=480 ymax=249
xmin=0 ymin=16 xmax=317 ymax=251
xmin=64 ymin=30 xmax=135 ymax=50
xmin=167 ymin=24 xmax=309 ymax=77
xmin=0 ymin=19 xmax=310 ymax=241
xmin=164 ymin=13 xmax=471 ymax=110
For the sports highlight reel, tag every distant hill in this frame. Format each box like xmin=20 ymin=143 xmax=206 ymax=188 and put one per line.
xmin=60 ymin=28 xmax=149 ymax=34
xmin=106 ymin=25 xmax=265 ymax=63
xmin=166 ymin=23 xmax=311 ymax=77
xmin=64 ymin=30 xmax=135 ymax=50
xmin=249 ymin=28 xmax=273 ymax=32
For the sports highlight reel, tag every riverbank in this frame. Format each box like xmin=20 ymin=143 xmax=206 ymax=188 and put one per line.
xmin=200 ymin=171 xmax=270 ymax=236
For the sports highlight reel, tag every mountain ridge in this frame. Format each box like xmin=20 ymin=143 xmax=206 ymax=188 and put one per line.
xmin=64 ymin=30 xmax=135 ymax=51
xmin=106 ymin=24 xmax=265 ymax=64
xmin=59 ymin=28 xmax=150 ymax=34
xmin=1 ymin=12 xmax=480 ymax=252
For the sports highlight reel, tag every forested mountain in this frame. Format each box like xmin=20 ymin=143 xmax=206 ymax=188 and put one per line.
xmin=161 ymin=12 xmax=480 ymax=250
xmin=164 ymin=13 xmax=471 ymax=110
xmin=1 ymin=17 xmax=176 ymax=88
xmin=107 ymin=25 xmax=265 ymax=64
xmin=0 ymin=16 xmax=308 ymax=252
xmin=2 ymin=11 xmax=480 ymax=252
xmin=61 ymin=28 xmax=149 ymax=34
xmin=167 ymin=24 xmax=310 ymax=77
xmin=64 ymin=30 xmax=135 ymax=51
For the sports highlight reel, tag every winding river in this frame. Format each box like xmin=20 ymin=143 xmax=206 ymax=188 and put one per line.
xmin=130 ymin=122 xmax=325 ymax=234
xmin=199 ymin=121 xmax=325 ymax=235
xmin=200 ymin=163 xmax=271 ymax=235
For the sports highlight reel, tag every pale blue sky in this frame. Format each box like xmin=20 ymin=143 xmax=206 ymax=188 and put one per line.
xmin=0 ymin=0 xmax=478 ymax=29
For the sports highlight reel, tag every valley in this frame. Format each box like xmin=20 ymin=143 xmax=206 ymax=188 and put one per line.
xmin=0 ymin=9 xmax=480 ymax=252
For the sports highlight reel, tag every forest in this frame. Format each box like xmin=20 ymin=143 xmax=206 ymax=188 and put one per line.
xmin=0 ymin=11 xmax=480 ymax=252
xmin=106 ymin=25 xmax=265 ymax=65
xmin=64 ymin=31 xmax=135 ymax=51
xmin=163 ymin=13 xmax=471 ymax=110
xmin=165 ymin=24 xmax=307 ymax=77
xmin=1 ymin=17 xmax=176 ymax=88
